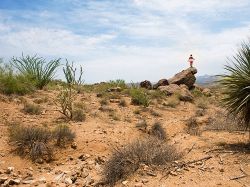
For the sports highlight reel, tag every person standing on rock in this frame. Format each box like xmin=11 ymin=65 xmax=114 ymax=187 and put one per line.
xmin=188 ymin=54 xmax=195 ymax=67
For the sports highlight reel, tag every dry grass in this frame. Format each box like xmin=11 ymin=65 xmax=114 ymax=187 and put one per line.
xmin=150 ymin=122 xmax=167 ymax=140
xmin=53 ymin=124 xmax=75 ymax=146
xmin=23 ymin=102 xmax=42 ymax=115
xmin=185 ymin=117 xmax=201 ymax=136
xmin=196 ymin=96 xmax=209 ymax=109
xmin=102 ymin=137 xmax=181 ymax=186
xmin=8 ymin=124 xmax=53 ymax=162
xmin=119 ymin=99 xmax=127 ymax=107
xmin=72 ymin=108 xmax=86 ymax=122
xmin=163 ymin=95 xmax=180 ymax=108
xmin=204 ymin=110 xmax=246 ymax=132
xmin=8 ymin=123 xmax=76 ymax=162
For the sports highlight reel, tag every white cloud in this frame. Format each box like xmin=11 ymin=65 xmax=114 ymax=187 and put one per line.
xmin=0 ymin=0 xmax=249 ymax=83
xmin=133 ymin=0 xmax=249 ymax=13
xmin=0 ymin=27 xmax=116 ymax=57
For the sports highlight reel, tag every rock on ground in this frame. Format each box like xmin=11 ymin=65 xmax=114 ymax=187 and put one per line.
xmin=140 ymin=80 xmax=152 ymax=90
xmin=153 ymin=79 xmax=169 ymax=89
xmin=168 ymin=67 xmax=197 ymax=89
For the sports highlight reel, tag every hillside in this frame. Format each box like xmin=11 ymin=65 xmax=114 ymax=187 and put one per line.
xmin=0 ymin=67 xmax=249 ymax=187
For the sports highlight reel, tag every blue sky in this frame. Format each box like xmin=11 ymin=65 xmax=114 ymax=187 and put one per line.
xmin=0 ymin=0 xmax=250 ymax=83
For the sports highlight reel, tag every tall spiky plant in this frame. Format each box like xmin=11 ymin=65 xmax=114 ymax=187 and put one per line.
xmin=219 ymin=40 xmax=250 ymax=136
xmin=57 ymin=60 xmax=84 ymax=120
xmin=11 ymin=54 xmax=60 ymax=89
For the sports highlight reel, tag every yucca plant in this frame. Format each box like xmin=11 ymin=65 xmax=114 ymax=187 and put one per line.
xmin=11 ymin=54 xmax=60 ymax=89
xmin=219 ymin=40 xmax=250 ymax=136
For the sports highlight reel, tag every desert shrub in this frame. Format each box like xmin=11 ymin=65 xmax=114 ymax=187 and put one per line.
xmin=100 ymin=98 xmax=109 ymax=105
xmin=53 ymin=124 xmax=75 ymax=146
xmin=58 ymin=61 xmax=84 ymax=120
xmin=109 ymin=79 xmax=127 ymax=89
xmin=108 ymin=93 xmax=121 ymax=99
xmin=109 ymin=111 xmax=120 ymax=121
xmin=9 ymin=124 xmax=53 ymax=161
xmin=93 ymin=80 xmax=126 ymax=96
xmin=0 ymin=64 xmax=35 ymax=95
xmin=23 ymin=102 xmax=42 ymax=115
xmin=58 ymin=88 xmax=74 ymax=119
xmin=11 ymin=54 xmax=60 ymax=89
xmin=191 ymin=87 xmax=204 ymax=98
xmin=102 ymin=137 xmax=180 ymax=186
xmin=130 ymin=88 xmax=150 ymax=107
xmin=33 ymin=97 xmax=49 ymax=104
xmin=135 ymin=120 xmax=148 ymax=131
xmin=163 ymin=94 xmax=180 ymax=108
xmin=150 ymin=109 xmax=162 ymax=117
xmin=196 ymin=96 xmax=208 ymax=109
xmin=195 ymin=108 xmax=205 ymax=117
xmin=219 ymin=40 xmax=250 ymax=134
xmin=63 ymin=60 xmax=84 ymax=91
xmin=204 ymin=110 xmax=245 ymax=131
xmin=133 ymin=109 xmax=141 ymax=115
xmin=119 ymin=99 xmax=127 ymax=107
xmin=72 ymin=108 xmax=86 ymax=122
xmin=149 ymin=90 xmax=166 ymax=103
xmin=150 ymin=122 xmax=167 ymax=140
xmin=74 ymin=102 xmax=86 ymax=110
xmin=185 ymin=117 xmax=201 ymax=136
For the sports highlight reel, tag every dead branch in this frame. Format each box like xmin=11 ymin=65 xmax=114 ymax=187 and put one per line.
xmin=230 ymin=165 xmax=248 ymax=180
xmin=185 ymin=156 xmax=212 ymax=165
xmin=186 ymin=143 xmax=196 ymax=155
xmin=230 ymin=175 xmax=247 ymax=180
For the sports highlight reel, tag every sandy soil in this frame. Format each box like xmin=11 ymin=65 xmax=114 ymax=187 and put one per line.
xmin=0 ymin=89 xmax=249 ymax=187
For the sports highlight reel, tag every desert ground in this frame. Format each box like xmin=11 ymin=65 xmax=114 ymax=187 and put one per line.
xmin=0 ymin=69 xmax=249 ymax=187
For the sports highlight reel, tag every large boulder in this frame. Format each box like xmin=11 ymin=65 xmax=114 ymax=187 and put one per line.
xmin=153 ymin=79 xmax=169 ymax=89
xmin=140 ymin=80 xmax=152 ymax=89
xmin=158 ymin=84 xmax=193 ymax=102
xmin=158 ymin=84 xmax=180 ymax=96
xmin=179 ymin=84 xmax=193 ymax=102
xmin=168 ymin=67 xmax=197 ymax=89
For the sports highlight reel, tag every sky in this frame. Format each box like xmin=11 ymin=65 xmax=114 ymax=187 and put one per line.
xmin=0 ymin=0 xmax=250 ymax=83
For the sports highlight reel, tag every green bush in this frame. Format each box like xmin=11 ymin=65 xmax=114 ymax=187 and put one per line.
xmin=0 ymin=64 xmax=34 ymax=95
xmin=108 ymin=79 xmax=127 ymax=89
xmin=130 ymin=88 xmax=150 ymax=107
xmin=11 ymin=54 xmax=60 ymax=89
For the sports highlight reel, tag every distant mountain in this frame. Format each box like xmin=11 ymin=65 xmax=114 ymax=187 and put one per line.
xmin=196 ymin=75 xmax=218 ymax=85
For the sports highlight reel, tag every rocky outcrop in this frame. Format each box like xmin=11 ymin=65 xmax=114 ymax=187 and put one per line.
xmin=158 ymin=84 xmax=193 ymax=102
xmin=168 ymin=67 xmax=197 ymax=89
xmin=153 ymin=79 xmax=169 ymax=89
xmin=158 ymin=84 xmax=180 ymax=96
xmin=140 ymin=80 xmax=152 ymax=89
